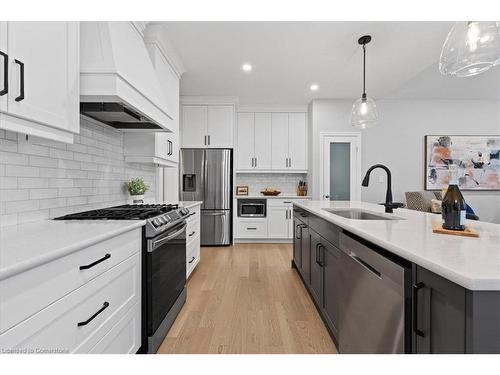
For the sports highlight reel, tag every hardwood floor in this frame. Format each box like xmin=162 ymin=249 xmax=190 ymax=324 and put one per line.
xmin=157 ymin=243 xmax=337 ymax=354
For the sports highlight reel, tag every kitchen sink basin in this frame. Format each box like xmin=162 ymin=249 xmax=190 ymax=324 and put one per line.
xmin=322 ymin=208 xmax=403 ymax=220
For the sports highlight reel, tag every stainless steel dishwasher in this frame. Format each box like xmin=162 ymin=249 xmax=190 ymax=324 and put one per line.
xmin=338 ymin=232 xmax=410 ymax=353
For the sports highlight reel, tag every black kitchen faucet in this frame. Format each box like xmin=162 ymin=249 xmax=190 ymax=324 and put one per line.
xmin=362 ymin=164 xmax=404 ymax=213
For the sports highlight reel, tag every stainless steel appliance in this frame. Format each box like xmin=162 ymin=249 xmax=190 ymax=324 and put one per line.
xmin=180 ymin=149 xmax=232 ymax=246
xmin=237 ymin=199 xmax=266 ymax=217
xmin=338 ymin=232 xmax=411 ymax=353
xmin=55 ymin=204 xmax=193 ymax=353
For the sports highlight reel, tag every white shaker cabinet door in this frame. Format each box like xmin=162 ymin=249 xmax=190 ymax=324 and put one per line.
xmin=253 ymin=112 xmax=272 ymax=170
xmin=207 ymin=105 xmax=234 ymax=148
xmin=182 ymin=105 xmax=207 ymax=148
xmin=267 ymin=206 xmax=289 ymax=238
xmin=236 ymin=112 xmax=254 ymax=170
xmin=271 ymin=113 xmax=289 ymax=170
xmin=6 ymin=22 xmax=79 ymax=134
xmin=288 ymin=112 xmax=307 ymax=170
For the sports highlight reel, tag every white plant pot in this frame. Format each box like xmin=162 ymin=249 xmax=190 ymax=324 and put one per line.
xmin=130 ymin=194 xmax=145 ymax=204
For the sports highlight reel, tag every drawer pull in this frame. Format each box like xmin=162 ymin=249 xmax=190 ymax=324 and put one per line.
xmin=79 ymin=253 xmax=111 ymax=270
xmin=188 ymin=256 xmax=196 ymax=264
xmin=77 ymin=302 xmax=109 ymax=327
xmin=188 ymin=231 xmax=196 ymax=237
xmin=246 ymin=227 xmax=257 ymax=230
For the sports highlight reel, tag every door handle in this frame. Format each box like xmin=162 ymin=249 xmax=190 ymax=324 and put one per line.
xmin=188 ymin=231 xmax=196 ymax=237
xmin=288 ymin=157 xmax=292 ymax=168
xmin=77 ymin=302 xmax=109 ymax=327
xmin=79 ymin=253 xmax=111 ymax=270
xmin=315 ymin=243 xmax=320 ymax=264
xmin=14 ymin=59 xmax=24 ymax=102
xmin=204 ymin=135 xmax=207 ymax=146
xmin=188 ymin=256 xmax=196 ymax=264
xmin=318 ymin=245 xmax=326 ymax=267
xmin=413 ymin=282 xmax=426 ymax=337
xmin=208 ymin=135 xmax=211 ymax=145
xmin=349 ymin=251 xmax=381 ymax=278
xmin=255 ymin=157 xmax=257 ymax=168
xmin=324 ymin=195 xmax=330 ymax=199
xmin=246 ymin=227 xmax=257 ymax=230
xmin=0 ymin=51 xmax=7 ymax=96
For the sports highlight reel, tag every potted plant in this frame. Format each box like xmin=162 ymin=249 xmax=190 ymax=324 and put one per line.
xmin=124 ymin=177 xmax=149 ymax=204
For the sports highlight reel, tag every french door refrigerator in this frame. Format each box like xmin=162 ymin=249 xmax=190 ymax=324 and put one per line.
xmin=180 ymin=149 xmax=232 ymax=246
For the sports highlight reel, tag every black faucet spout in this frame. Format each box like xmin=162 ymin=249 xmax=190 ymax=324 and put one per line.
xmin=361 ymin=164 xmax=403 ymax=213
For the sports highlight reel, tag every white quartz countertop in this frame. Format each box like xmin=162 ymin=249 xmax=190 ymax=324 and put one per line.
xmin=294 ymin=200 xmax=500 ymax=291
xmin=0 ymin=220 xmax=145 ymax=281
xmin=236 ymin=195 xmax=311 ymax=199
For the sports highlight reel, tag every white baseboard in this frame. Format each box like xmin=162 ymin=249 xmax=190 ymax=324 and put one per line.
xmin=235 ymin=238 xmax=293 ymax=244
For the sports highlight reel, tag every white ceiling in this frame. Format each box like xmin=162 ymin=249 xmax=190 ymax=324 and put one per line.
xmin=161 ymin=21 xmax=500 ymax=104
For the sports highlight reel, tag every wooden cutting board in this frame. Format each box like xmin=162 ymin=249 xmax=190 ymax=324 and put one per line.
xmin=432 ymin=224 xmax=479 ymax=238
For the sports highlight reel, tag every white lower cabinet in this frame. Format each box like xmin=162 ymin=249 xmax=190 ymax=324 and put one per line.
xmin=236 ymin=198 xmax=310 ymax=240
xmin=185 ymin=204 xmax=201 ymax=278
xmin=0 ymin=229 xmax=142 ymax=354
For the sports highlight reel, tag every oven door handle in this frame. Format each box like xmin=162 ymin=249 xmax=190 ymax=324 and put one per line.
xmin=150 ymin=222 xmax=187 ymax=252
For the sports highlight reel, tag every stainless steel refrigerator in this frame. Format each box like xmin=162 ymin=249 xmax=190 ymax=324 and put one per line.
xmin=179 ymin=149 xmax=232 ymax=246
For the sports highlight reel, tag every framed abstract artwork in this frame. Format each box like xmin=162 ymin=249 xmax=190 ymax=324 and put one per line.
xmin=425 ymin=135 xmax=500 ymax=191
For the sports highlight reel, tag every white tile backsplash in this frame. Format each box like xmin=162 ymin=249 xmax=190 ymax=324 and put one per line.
xmin=235 ymin=173 xmax=307 ymax=196
xmin=0 ymin=117 xmax=156 ymax=226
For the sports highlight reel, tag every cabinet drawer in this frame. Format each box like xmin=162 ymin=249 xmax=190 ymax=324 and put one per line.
xmin=267 ymin=199 xmax=294 ymax=207
xmin=186 ymin=234 xmax=200 ymax=278
xmin=0 ymin=252 xmax=141 ymax=353
xmin=89 ymin=302 xmax=141 ymax=354
xmin=0 ymin=228 xmax=141 ymax=334
xmin=236 ymin=219 xmax=268 ymax=238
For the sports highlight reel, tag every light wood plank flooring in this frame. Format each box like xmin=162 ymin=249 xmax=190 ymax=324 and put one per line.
xmin=157 ymin=243 xmax=337 ymax=354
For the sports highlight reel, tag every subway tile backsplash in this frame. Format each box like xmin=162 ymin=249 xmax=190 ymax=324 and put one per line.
xmin=0 ymin=117 xmax=156 ymax=227
xmin=235 ymin=173 xmax=307 ymax=196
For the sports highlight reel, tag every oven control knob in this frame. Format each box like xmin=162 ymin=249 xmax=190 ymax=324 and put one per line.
xmin=180 ymin=208 xmax=189 ymax=216
xmin=158 ymin=216 xmax=166 ymax=224
xmin=152 ymin=218 xmax=161 ymax=227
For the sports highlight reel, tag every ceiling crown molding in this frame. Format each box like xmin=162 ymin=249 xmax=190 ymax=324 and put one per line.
xmin=144 ymin=24 xmax=186 ymax=78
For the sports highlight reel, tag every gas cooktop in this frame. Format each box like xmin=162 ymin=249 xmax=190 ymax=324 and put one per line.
xmin=54 ymin=204 xmax=180 ymax=220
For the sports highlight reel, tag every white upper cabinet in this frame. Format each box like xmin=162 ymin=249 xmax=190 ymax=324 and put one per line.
xmin=207 ymin=105 xmax=234 ymax=148
xmin=236 ymin=112 xmax=254 ymax=169
xmin=236 ymin=111 xmax=307 ymax=172
xmin=271 ymin=113 xmax=289 ymax=170
xmin=181 ymin=103 xmax=234 ymax=148
xmin=288 ymin=112 xmax=307 ymax=170
xmin=254 ymin=113 xmax=272 ymax=169
xmin=0 ymin=22 xmax=79 ymax=143
xmin=181 ymin=105 xmax=207 ymax=148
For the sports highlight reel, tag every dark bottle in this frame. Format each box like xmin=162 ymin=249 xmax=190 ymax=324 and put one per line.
xmin=442 ymin=166 xmax=466 ymax=231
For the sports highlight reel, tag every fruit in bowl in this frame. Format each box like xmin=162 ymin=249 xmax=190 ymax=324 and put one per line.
xmin=261 ymin=188 xmax=281 ymax=196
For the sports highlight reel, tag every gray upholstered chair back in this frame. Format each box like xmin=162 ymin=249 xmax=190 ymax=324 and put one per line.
xmin=405 ymin=191 xmax=443 ymax=212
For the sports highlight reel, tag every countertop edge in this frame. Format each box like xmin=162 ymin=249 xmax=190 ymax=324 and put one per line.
xmin=235 ymin=196 xmax=311 ymax=199
xmin=0 ymin=220 xmax=146 ymax=282
xmin=293 ymin=201 xmax=499 ymax=291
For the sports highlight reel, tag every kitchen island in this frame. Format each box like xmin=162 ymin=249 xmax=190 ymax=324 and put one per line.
xmin=292 ymin=200 xmax=500 ymax=354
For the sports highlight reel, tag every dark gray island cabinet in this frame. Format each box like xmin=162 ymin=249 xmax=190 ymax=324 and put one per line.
xmin=292 ymin=206 xmax=500 ymax=354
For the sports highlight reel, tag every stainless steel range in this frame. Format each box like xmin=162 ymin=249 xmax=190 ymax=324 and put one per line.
xmin=55 ymin=204 xmax=192 ymax=353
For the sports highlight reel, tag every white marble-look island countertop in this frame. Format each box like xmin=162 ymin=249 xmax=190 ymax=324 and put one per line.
xmin=293 ymin=200 xmax=500 ymax=291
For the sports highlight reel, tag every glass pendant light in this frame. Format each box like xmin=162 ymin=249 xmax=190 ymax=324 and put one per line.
xmin=439 ymin=21 xmax=500 ymax=77
xmin=351 ymin=35 xmax=378 ymax=129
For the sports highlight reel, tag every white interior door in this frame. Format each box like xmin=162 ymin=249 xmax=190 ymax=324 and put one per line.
xmin=253 ymin=112 xmax=272 ymax=169
xmin=321 ymin=134 xmax=361 ymax=201
xmin=236 ymin=112 xmax=254 ymax=169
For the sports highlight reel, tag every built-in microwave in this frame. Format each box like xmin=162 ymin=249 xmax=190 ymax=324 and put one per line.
xmin=237 ymin=199 xmax=266 ymax=217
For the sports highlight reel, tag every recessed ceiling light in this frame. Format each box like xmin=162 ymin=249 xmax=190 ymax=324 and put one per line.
xmin=310 ymin=84 xmax=319 ymax=91
xmin=242 ymin=63 xmax=252 ymax=72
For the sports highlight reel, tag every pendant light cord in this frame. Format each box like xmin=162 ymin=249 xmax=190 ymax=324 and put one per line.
xmin=362 ymin=44 xmax=366 ymax=97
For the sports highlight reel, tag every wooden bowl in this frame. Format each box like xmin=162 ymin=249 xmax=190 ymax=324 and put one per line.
xmin=261 ymin=191 xmax=281 ymax=196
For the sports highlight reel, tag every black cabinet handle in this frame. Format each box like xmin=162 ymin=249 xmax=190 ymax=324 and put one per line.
xmin=188 ymin=256 xmax=196 ymax=264
xmin=188 ymin=231 xmax=195 ymax=237
xmin=315 ymin=243 xmax=320 ymax=264
xmin=79 ymin=253 xmax=111 ymax=270
xmin=295 ymin=224 xmax=302 ymax=239
xmin=14 ymin=59 xmax=24 ymax=102
xmin=208 ymin=135 xmax=211 ymax=145
xmin=318 ymin=244 xmax=326 ymax=267
xmin=0 ymin=51 xmax=8 ymax=96
xmin=247 ymin=227 xmax=257 ymax=230
xmin=77 ymin=302 xmax=109 ymax=327
xmin=413 ymin=282 xmax=425 ymax=337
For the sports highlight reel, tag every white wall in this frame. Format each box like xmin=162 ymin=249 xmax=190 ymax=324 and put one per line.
xmin=308 ymin=99 xmax=500 ymax=223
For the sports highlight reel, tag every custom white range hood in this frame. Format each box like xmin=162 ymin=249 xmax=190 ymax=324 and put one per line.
xmin=80 ymin=22 xmax=173 ymax=131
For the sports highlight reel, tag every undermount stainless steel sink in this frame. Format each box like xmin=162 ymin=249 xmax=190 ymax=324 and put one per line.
xmin=322 ymin=208 xmax=403 ymax=220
